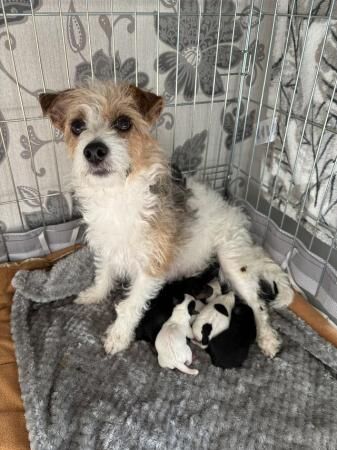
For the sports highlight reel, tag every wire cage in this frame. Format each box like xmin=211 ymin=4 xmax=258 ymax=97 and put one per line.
xmin=1 ymin=0 xmax=337 ymax=322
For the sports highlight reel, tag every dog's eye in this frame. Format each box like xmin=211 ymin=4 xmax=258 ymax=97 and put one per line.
xmin=71 ymin=119 xmax=86 ymax=136
xmin=112 ymin=116 xmax=132 ymax=132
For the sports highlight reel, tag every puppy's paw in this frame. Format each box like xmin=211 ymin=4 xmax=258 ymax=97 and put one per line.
xmin=103 ymin=323 xmax=132 ymax=355
xmin=257 ymin=328 xmax=282 ymax=359
xmin=75 ymin=286 xmax=104 ymax=305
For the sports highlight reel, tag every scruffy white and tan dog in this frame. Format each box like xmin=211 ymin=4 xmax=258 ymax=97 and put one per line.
xmin=39 ymin=81 xmax=293 ymax=358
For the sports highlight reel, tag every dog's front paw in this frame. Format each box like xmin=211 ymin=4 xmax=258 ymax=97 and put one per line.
xmin=257 ymin=328 xmax=282 ymax=359
xmin=75 ymin=286 xmax=104 ymax=305
xmin=103 ymin=323 xmax=132 ymax=355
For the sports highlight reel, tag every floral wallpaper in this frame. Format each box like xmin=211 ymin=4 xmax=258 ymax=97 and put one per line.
xmin=0 ymin=0 xmax=265 ymax=233
xmin=155 ymin=0 xmax=243 ymax=100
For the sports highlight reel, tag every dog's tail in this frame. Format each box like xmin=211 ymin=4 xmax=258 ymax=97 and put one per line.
xmin=176 ymin=363 xmax=199 ymax=376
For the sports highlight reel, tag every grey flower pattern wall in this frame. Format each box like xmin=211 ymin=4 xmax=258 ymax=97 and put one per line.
xmin=75 ymin=50 xmax=149 ymax=87
xmin=155 ymin=0 xmax=243 ymax=100
xmin=0 ymin=0 xmax=42 ymax=26
xmin=222 ymin=99 xmax=256 ymax=149
xmin=0 ymin=0 xmax=264 ymax=233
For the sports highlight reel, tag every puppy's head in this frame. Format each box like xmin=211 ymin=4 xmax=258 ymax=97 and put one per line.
xmin=39 ymin=82 xmax=164 ymax=185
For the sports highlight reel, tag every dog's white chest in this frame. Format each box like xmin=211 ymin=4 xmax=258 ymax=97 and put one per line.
xmin=81 ymin=184 xmax=151 ymax=271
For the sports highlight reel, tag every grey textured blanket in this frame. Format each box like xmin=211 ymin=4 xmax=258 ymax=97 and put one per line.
xmin=11 ymin=248 xmax=337 ymax=450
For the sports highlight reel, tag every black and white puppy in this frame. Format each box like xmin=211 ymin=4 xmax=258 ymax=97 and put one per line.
xmin=206 ymin=296 xmax=257 ymax=369
xmin=135 ymin=263 xmax=218 ymax=344
xmin=192 ymin=291 xmax=235 ymax=347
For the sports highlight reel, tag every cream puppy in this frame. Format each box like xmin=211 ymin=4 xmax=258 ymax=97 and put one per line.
xmin=155 ymin=294 xmax=199 ymax=376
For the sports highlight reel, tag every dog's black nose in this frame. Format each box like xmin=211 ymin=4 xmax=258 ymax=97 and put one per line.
xmin=83 ymin=141 xmax=108 ymax=164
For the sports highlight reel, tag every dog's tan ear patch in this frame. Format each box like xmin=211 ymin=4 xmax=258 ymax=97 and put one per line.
xmin=39 ymin=93 xmax=58 ymax=115
xmin=39 ymin=89 xmax=73 ymax=131
xmin=130 ymin=86 xmax=164 ymax=125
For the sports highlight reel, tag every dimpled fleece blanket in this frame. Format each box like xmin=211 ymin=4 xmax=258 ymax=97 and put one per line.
xmin=11 ymin=247 xmax=337 ymax=450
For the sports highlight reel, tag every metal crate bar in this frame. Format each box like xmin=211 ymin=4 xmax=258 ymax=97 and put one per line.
xmin=110 ymin=0 xmax=117 ymax=83
xmin=202 ymin=0 xmax=226 ymax=178
xmin=244 ymin=0 xmax=280 ymax=202
xmin=225 ymin=1 xmax=255 ymax=188
xmin=1 ymin=11 xmax=336 ymax=19
xmin=187 ymin=0 xmax=202 ymax=174
xmin=134 ymin=4 xmax=138 ymax=87
xmin=86 ymin=0 xmax=94 ymax=80
xmin=1 ymin=0 xmax=46 ymax=230
xmin=3 ymin=92 xmax=337 ymax=136
xmin=29 ymin=0 xmax=66 ymax=223
xmin=0 ymin=190 xmax=72 ymax=207
xmin=234 ymin=0 xmax=266 ymax=196
xmin=171 ymin=0 xmax=181 ymax=156
xmin=58 ymin=0 xmax=71 ymax=87
xmin=212 ymin=0 xmax=239 ymax=189
xmin=0 ymin=127 xmax=25 ymax=229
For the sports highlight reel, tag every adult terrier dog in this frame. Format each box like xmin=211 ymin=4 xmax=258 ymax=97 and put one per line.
xmin=39 ymin=81 xmax=293 ymax=357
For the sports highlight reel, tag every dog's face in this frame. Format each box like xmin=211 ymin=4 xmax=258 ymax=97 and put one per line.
xmin=39 ymin=82 xmax=164 ymax=185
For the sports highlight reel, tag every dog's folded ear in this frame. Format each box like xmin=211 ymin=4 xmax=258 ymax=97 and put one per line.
xmin=39 ymin=89 xmax=74 ymax=131
xmin=129 ymin=85 xmax=164 ymax=125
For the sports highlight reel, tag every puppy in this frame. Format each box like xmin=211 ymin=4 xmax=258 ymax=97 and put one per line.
xmin=192 ymin=291 xmax=235 ymax=348
xmin=135 ymin=264 xmax=218 ymax=345
xmin=206 ymin=297 xmax=257 ymax=369
xmin=204 ymin=278 xmax=222 ymax=302
xmin=155 ymin=294 xmax=199 ymax=375
xmin=39 ymin=81 xmax=293 ymax=358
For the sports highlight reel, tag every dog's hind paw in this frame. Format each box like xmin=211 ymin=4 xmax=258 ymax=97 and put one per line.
xmin=75 ymin=286 xmax=105 ymax=305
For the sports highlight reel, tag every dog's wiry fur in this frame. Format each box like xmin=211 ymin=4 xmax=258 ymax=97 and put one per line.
xmin=40 ymin=81 xmax=293 ymax=357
